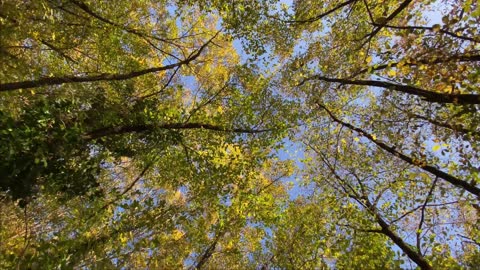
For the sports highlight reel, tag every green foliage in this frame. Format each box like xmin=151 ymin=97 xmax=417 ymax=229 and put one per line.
xmin=1 ymin=0 xmax=479 ymax=269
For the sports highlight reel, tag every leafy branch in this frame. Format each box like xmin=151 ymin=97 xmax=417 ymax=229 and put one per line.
xmin=0 ymin=32 xmax=220 ymax=92
xmin=317 ymin=103 xmax=480 ymax=197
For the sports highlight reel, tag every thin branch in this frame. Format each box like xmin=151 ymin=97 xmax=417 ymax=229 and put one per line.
xmin=256 ymin=173 xmax=287 ymax=195
xmin=457 ymin=234 xmax=480 ymax=247
xmin=16 ymin=206 xmax=30 ymax=270
xmin=390 ymin=200 xmax=461 ymax=224
xmin=317 ymin=103 xmax=480 ymax=197
xmin=138 ymin=66 xmax=180 ymax=100
xmin=372 ymin=23 xmax=480 ymax=43
xmin=284 ymin=0 xmax=358 ymax=24
xmin=310 ymin=139 xmax=432 ymax=269
xmin=40 ymin=39 xmax=77 ymax=63
xmin=362 ymin=0 xmax=375 ymax=24
xmin=368 ymin=200 xmax=433 ymax=270
xmin=184 ymin=83 xmax=230 ymax=123
xmin=408 ymin=112 xmax=480 ymax=137
xmin=359 ymin=0 xmax=413 ymax=47
xmin=352 ymin=53 xmax=480 ymax=77
xmin=89 ymin=163 xmax=153 ymax=218
xmin=306 ymin=141 xmax=365 ymax=203
xmin=70 ymin=0 xmax=180 ymax=46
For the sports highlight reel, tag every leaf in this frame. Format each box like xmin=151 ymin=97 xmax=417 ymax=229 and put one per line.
xmin=172 ymin=229 xmax=184 ymax=240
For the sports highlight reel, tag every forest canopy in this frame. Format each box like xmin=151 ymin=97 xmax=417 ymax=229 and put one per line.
xmin=1 ymin=0 xmax=479 ymax=269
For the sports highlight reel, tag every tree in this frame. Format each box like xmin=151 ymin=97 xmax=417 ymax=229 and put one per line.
xmin=1 ymin=0 xmax=291 ymax=268
xmin=1 ymin=0 xmax=479 ymax=269
xmin=265 ymin=0 xmax=479 ymax=268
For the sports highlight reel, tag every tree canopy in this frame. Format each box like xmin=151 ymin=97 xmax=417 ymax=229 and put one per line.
xmin=1 ymin=0 xmax=479 ymax=269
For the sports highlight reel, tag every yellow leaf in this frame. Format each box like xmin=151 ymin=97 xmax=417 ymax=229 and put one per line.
xmin=388 ymin=69 xmax=396 ymax=76
xmin=372 ymin=134 xmax=377 ymax=140
xmin=173 ymin=190 xmax=183 ymax=202
xmin=432 ymin=145 xmax=441 ymax=151
xmin=225 ymin=240 xmax=234 ymax=250
xmin=354 ymin=137 xmax=360 ymax=142
xmin=366 ymin=56 xmax=372 ymax=63
xmin=120 ymin=234 xmax=128 ymax=244
xmin=172 ymin=229 xmax=183 ymax=240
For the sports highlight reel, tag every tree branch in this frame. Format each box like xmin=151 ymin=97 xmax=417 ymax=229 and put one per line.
xmin=94 ymin=162 xmax=153 ymax=215
xmin=285 ymin=0 xmax=358 ymax=24
xmin=0 ymin=32 xmax=219 ymax=92
xmin=317 ymin=103 xmax=480 ymax=197
xmin=390 ymin=200 xmax=461 ymax=224
xmin=417 ymin=177 xmax=437 ymax=255
xmin=313 ymin=141 xmax=433 ymax=269
xmin=70 ymin=0 xmax=178 ymax=46
xmin=408 ymin=112 xmax=480 ymax=137
xmin=138 ymin=66 xmax=180 ymax=100
xmin=40 ymin=39 xmax=77 ymax=63
xmin=360 ymin=0 xmax=413 ymax=46
xmin=191 ymin=235 xmax=220 ymax=269
xmin=458 ymin=234 xmax=480 ymax=248
xmin=368 ymin=200 xmax=433 ymax=270
xmin=301 ymin=75 xmax=480 ymax=105
xmin=372 ymin=23 xmax=480 ymax=43
xmin=352 ymin=54 xmax=480 ymax=78
xmin=83 ymin=122 xmax=273 ymax=141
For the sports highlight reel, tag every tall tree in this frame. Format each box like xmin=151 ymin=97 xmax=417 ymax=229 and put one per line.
xmin=1 ymin=0 xmax=479 ymax=269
